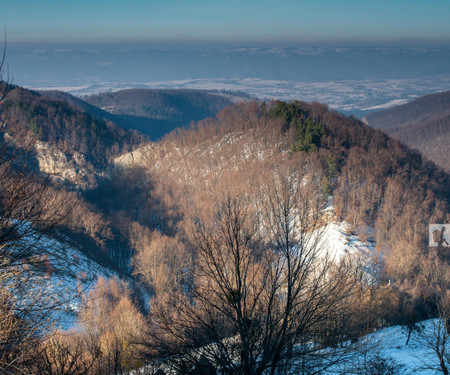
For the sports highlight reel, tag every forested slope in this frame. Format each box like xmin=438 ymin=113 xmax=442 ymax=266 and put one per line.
xmin=364 ymin=90 xmax=450 ymax=171
xmin=3 ymin=86 xmax=146 ymax=166
xmin=0 ymin=85 xmax=148 ymax=270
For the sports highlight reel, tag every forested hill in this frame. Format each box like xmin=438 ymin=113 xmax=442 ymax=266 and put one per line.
xmin=0 ymin=85 xmax=149 ymax=270
xmin=364 ymin=90 xmax=450 ymax=172
xmin=0 ymin=87 xmax=145 ymax=173
xmin=37 ymin=89 xmax=130 ymax=129
xmin=115 ymin=100 xmax=449 ymax=260
xmin=82 ymin=88 xmax=249 ymax=139
xmin=114 ymin=99 xmax=450 ymax=298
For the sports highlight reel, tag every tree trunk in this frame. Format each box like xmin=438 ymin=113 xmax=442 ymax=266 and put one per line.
xmin=439 ymin=356 xmax=449 ymax=375
xmin=405 ymin=327 xmax=412 ymax=346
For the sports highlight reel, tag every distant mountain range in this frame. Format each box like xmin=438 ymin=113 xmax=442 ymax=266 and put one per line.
xmin=10 ymin=46 xmax=450 ymax=84
xmin=8 ymin=45 xmax=450 ymax=114
xmin=364 ymin=90 xmax=450 ymax=172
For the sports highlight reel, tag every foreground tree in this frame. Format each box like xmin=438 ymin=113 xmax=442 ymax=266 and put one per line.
xmin=0 ymin=43 xmax=72 ymax=373
xmin=146 ymin=166 xmax=355 ymax=374
xmin=414 ymin=255 xmax=450 ymax=374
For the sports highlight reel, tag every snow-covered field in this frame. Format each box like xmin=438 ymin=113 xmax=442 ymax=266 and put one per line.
xmin=10 ymin=45 xmax=450 ymax=116
xmin=29 ymin=75 xmax=450 ymax=115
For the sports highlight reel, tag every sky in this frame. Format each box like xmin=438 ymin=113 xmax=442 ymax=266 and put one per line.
xmin=1 ymin=0 xmax=450 ymax=47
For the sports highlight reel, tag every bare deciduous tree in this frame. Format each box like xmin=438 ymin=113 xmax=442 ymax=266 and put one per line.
xmin=25 ymin=331 xmax=101 ymax=375
xmin=415 ymin=257 xmax=450 ymax=375
xmin=132 ymin=228 xmax=191 ymax=297
xmin=147 ymin=167 xmax=355 ymax=374
xmin=75 ymin=277 xmax=148 ymax=375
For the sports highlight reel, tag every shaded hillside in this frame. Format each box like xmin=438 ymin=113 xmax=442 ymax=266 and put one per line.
xmin=364 ymin=90 xmax=450 ymax=171
xmin=82 ymin=88 xmax=246 ymax=139
xmin=38 ymin=89 xmax=130 ymax=127
xmin=0 ymin=85 xmax=151 ymax=273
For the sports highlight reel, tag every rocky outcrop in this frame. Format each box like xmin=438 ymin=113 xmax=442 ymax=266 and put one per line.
xmin=35 ymin=141 xmax=103 ymax=189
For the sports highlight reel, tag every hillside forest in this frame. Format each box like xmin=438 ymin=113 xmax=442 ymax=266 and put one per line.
xmin=364 ymin=90 xmax=450 ymax=173
xmin=0 ymin=60 xmax=449 ymax=374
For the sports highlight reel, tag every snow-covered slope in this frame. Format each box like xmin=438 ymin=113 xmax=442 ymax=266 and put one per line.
xmin=321 ymin=220 xmax=375 ymax=260
xmin=346 ymin=320 xmax=447 ymax=374
xmin=14 ymin=230 xmax=118 ymax=329
xmin=140 ymin=320 xmax=446 ymax=374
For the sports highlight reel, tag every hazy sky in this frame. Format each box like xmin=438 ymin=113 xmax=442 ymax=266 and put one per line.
xmin=1 ymin=0 xmax=450 ymax=46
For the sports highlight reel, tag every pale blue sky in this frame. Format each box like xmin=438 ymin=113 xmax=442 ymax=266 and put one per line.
xmin=1 ymin=0 xmax=450 ymax=46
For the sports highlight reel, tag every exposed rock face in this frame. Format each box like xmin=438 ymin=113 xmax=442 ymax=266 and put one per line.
xmin=113 ymin=143 xmax=158 ymax=169
xmin=34 ymin=141 xmax=102 ymax=189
